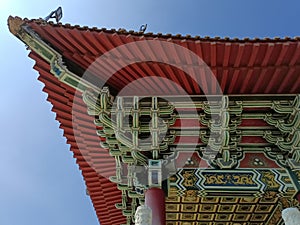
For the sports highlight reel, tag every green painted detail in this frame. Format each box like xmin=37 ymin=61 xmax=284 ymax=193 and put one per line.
xmin=131 ymin=96 xmax=139 ymax=149
xmin=265 ymin=95 xmax=300 ymax=135
xmin=114 ymin=184 xmax=141 ymax=224
xmin=196 ymin=95 xmax=300 ymax=169
xmin=83 ymin=89 xmax=300 ymax=173
xmin=200 ymin=96 xmax=243 ymax=169
xmin=63 ymin=76 xmax=87 ymax=92
xmin=18 ymin=25 xmax=97 ymax=93
xmin=261 ymin=95 xmax=300 ymax=167
xmin=150 ymin=97 xmax=159 ymax=159
xmin=272 ymin=100 xmax=294 ymax=114
xmin=81 ymin=89 xmax=300 ymax=219
xmin=83 ymin=88 xmax=179 ymax=221
xmin=83 ymin=89 xmax=176 ymax=156
xmin=30 ymin=39 xmax=54 ymax=61
xmin=19 ymin=29 xmax=54 ymax=62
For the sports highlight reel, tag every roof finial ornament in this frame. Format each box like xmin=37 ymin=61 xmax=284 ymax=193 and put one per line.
xmin=139 ymin=24 xmax=147 ymax=33
xmin=44 ymin=6 xmax=63 ymax=23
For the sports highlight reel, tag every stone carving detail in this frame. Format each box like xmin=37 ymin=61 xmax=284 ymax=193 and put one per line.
xmin=135 ymin=205 xmax=152 ymax=225
xmin=282 ymin=207 xmax=300 ymax=225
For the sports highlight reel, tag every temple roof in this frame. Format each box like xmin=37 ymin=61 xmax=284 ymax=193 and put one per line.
xmin=8 ymin=16 xmax=300 ymax=96
xmin=8 ymin=16 xmax=300 ymax=225
xmin=9 ymin=16 xmax=300 ymax=42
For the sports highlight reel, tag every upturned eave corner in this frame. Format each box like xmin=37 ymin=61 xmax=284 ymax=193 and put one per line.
xmin=7 ymin=16 xmax=25 ymax=36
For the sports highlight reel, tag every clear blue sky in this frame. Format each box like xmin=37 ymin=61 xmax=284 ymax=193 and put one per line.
xmin=0 ymin=1 xmax=299 ymax=225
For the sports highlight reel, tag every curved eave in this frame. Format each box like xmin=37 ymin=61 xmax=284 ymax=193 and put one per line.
xmin=30 ymin=51 xmax=126 ymax=225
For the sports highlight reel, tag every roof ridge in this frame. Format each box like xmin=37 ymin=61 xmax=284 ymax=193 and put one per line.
xmin=8 ymin=15 xmax=300 ymax=43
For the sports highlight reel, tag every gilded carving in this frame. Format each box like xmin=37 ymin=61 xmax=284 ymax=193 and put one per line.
xmin=263 ymin=191 xmax=278 ymax=199
xmin=232 ymin=174 xmax=255 ymax=185
xmin=205 ymin=174 xmax=228 ymax=185
xmin=203 ymin=172 xmax=256 ymax=187
xmin=261 ymin=171 xmax=280 ymax=189
xmin=182 ymin=171 xmax=197 ymax=187
xmin=7 ymin=16 xmax=24 ymax=35
xmin=184 ymin=190 xmax=197 ymax=198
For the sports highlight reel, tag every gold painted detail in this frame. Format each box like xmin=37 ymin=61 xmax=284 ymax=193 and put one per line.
xmin=169 ymin=169 xmax=265 ymax=198
xmin=169 ymin=169 xmax=300 ymax=198
xmin=260 ymin=170 xmax=280 ymax=190
xmin=7 ymin=16 xmax=24 ymax=35
xmin=182 ymin=170 xmax=197 ymax=187
xmin=203 ymin=172 xmax=256 ymax=187
xmin=165 ymin=196 xmax=285 ymax=224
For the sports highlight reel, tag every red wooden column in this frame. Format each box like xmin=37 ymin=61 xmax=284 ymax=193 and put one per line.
xmin=295 ymin=192 xmax=300 ymax=203
xmin=145 ymin=188 xmax=166 ymax=225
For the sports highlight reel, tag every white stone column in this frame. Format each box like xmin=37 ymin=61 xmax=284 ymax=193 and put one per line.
xmin=282 ymin=207 xmax=300 ymax=225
